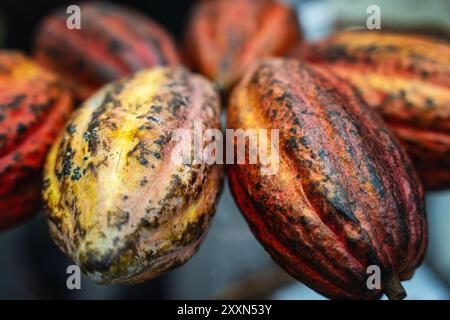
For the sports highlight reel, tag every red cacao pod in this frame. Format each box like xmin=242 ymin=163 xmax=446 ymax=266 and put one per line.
xmin=184 ymin=0 xmax=302 ymax=91
xmin=227 ymin=58 xmax=428 ymax=300
xmin=0 ymin=51 xmax=72 ymax=230
xmin=34 ymin=1 xmax=180 ymax=102
xmin=290 ymin=31 xmax=450 ymax=190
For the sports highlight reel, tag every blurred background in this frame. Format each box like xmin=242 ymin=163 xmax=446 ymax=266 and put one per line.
xmin=0 ymin=0 xmax=449 ymax=299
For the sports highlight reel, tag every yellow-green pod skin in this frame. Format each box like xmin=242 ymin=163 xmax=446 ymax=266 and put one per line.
xmin=43 ymin=67 xmax=223 ymax=284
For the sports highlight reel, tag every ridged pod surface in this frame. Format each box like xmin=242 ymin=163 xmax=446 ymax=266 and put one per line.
xmin=43 ymin=67 xmax=222 ymax=284
xmin=227 ymin=58 xmax=428 ymax=299
xmin=290 ymin=31 xmax=450 ymax=190
xmin=34 ymin=1 xmax=180 ymax=102
xmin=0 ymin=51 xmax=72 ymax=230
xmin=184 ymin=0 xmax=301 ymax=91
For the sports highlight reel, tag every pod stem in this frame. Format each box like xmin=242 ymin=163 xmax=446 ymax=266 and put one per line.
xmin=383 ymin=275 xmax=407 ymax=300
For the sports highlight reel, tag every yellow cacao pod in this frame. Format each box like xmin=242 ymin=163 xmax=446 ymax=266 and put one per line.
xmin=43 ymin=67 xmax=223 ymax=284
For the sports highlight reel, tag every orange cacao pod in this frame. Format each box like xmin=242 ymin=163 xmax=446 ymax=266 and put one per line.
xmin=290 ymin=31 xmax=450 ymax=190
xmin=227 ymin=58 xmax=428 ymax=300
xmin=34 ymin=1 xmax=180 ymax=102
xmin=184 ymin=0 xmax=302 ymax=91
xmin=0 ymin=51 xmax=72 ymax=230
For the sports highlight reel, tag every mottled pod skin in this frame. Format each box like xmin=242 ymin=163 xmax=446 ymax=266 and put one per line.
xmin=0 ymin=51 xmax=72 ymax=230
xmin=34 ymin=1 xmax=180 ymax=102
xmin=43 ymin=67 xmax=222 ymax=284
xmin=227 ymin=58 xmax=428 ymax=299
xmin=291 ymin=31 xmax=450 ymax=190
xmin=184 ymin=0 xmax=301 ymax=91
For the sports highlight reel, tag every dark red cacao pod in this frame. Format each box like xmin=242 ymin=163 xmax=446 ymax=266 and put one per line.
xmin=184 ymin=0 xmax=302 ymax=91
xmin=0 ymin=51 xmax=72 ymax=230
xmin=290 ymin=31 xmax=450 ymax=190
xmin=33 ymin=1 xmax=180 ymax=102
xmin=227 ymin=58 xmax=428 ymax=300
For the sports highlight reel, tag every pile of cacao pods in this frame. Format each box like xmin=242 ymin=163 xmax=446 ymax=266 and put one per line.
xmin=1 ymin=0 xmax=449 ymax=299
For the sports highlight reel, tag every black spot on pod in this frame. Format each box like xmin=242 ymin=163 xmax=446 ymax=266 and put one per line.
xmin=17 ymin=123 xmax=27 ymax=134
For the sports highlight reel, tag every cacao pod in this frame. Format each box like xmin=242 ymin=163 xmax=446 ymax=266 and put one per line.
xmin=184 ymin=0 xmax=302 ymax=91
xmin=227 ymin=58 xmax=428 ymax=299
xmin=43 ymin=67 xmax=222 ymax=284
xmin=290 ymin=31 xmax=450 ymax=190
xmin=0 ymin=51 xmax=72 ymax=230
xmin=34 ymin=1 xmax=180 ymax=102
